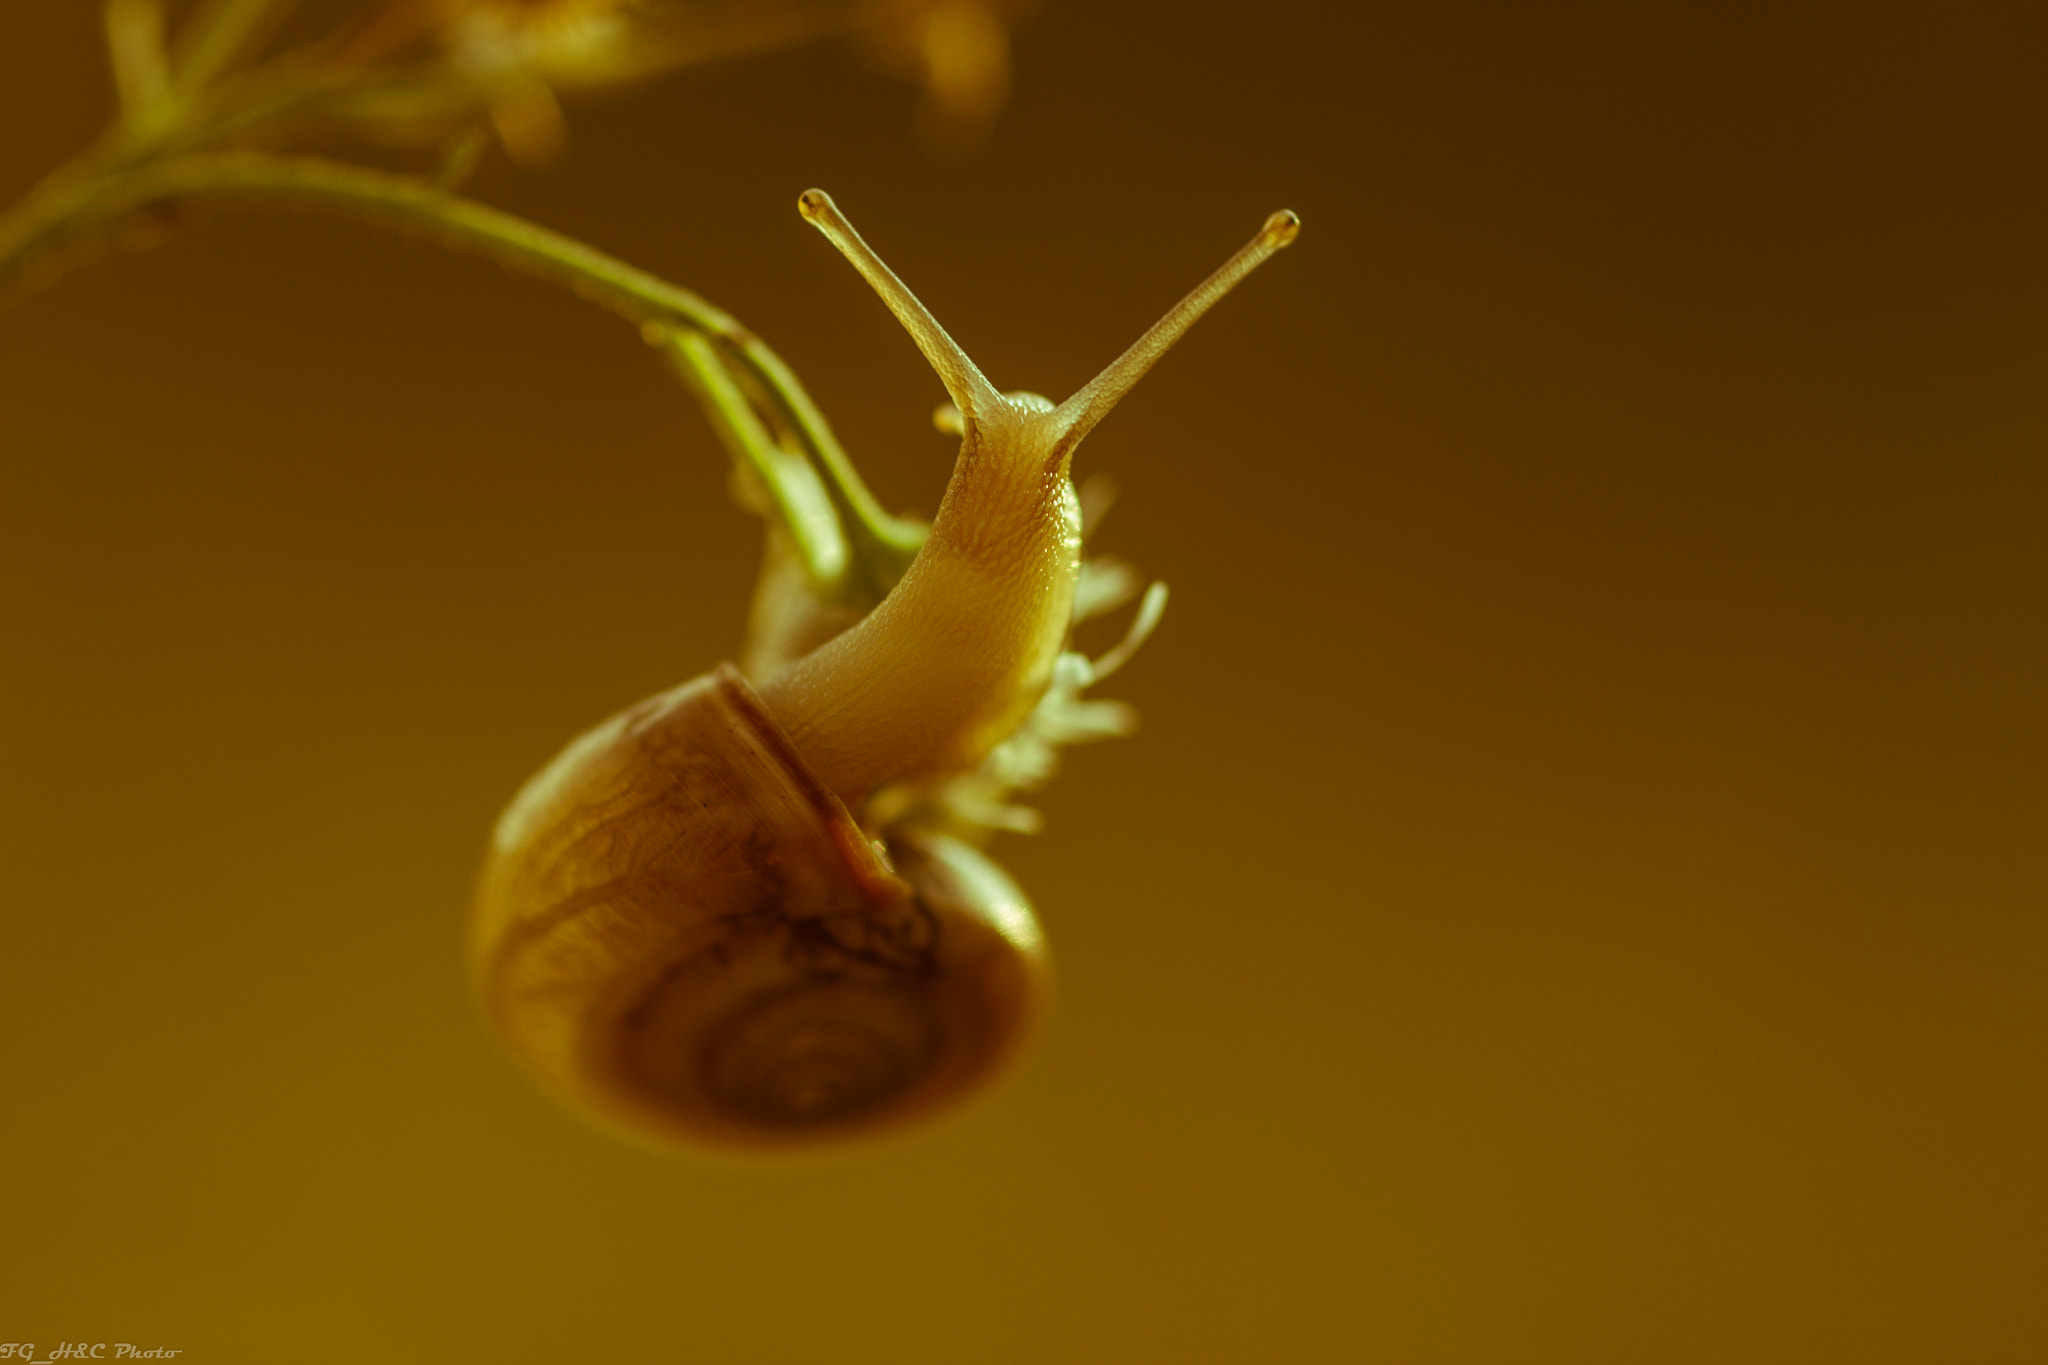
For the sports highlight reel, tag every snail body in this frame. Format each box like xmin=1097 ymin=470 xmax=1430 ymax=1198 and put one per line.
xmin=473 ymin=191 xmax=1297 ymax=1152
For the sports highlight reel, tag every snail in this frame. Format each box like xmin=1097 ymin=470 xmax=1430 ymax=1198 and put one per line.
xmin=471 ymin=189 xmax=1298 ymax=1152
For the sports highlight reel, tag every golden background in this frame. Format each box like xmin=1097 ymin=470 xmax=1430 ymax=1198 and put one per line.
xmin=3 ymin=3 xmax=2045 ymax=1361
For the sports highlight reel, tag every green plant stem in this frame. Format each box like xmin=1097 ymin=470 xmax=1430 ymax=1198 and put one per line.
xmin=661 ymin=326 xmax=847 ymax=588
xmin=0 ymin=148 xmax=924 ymax=594
xmin=168 ymin=0 xmax=299 ymax=98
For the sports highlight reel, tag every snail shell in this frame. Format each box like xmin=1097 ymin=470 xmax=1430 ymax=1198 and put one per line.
xmin=472 ymin=191 xmax=1295 ymax=1152
xmin=472 ymin=666 xmax=1044 ymax=1149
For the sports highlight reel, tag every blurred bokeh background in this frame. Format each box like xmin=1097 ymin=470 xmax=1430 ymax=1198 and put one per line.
xmin=3 ymin=2 xmax=2045 ymax=1361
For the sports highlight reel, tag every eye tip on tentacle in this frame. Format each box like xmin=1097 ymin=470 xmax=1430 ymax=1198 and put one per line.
xmin=1261 ymin=209 xmax=1301 ymax=248
xmin=1042 ymin=207 xmax=1303 ymax=462
xmin=798 ymin=188 xmax=1001 ymax=421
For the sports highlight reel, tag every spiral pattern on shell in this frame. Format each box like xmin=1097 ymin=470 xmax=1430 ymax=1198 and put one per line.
xmin=706 ymin=980 xmax=938 ymax=1123
xmin=471 ymin=666 xmax=1046 ymax=1150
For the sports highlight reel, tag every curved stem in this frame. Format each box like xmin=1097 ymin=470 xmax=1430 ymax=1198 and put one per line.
xmin=660 ymin=325 xmax=846 ymax=588
xmin=0 ymin=148 xmax=925 ymax=595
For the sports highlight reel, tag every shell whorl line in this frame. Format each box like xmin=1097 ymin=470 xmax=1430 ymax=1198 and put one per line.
xmin=613 ymin=873 xmax=944 ymax=1129
xmin=692 ymin=973 xmax=943 ymax=1127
